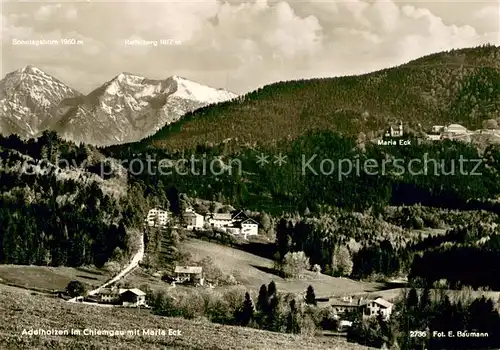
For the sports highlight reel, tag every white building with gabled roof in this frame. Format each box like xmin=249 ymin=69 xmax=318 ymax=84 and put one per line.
xmin=183 ymin=208 xmax=204 ymax=229
xmin=145 ymin=208 xmax=169 ymax=228
xmin=238 ymin=218 xmax=259 ymax=237
xmin=205 ymin=212 xmax=233 ymax=228
xmin=362 ymin=297 xmax=394 ymax=320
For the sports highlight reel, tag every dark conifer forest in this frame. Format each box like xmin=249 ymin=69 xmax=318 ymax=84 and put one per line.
xmin=0 ymin=132 xmax=149 ymax=267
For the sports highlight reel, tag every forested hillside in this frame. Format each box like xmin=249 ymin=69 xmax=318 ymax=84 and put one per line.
xmin=0 ymin=132 xmax=155 ymax=267
xmin=107 ymin=131 xmax=500 ymax=214
xmin=130 ymin=45 xmax=500 ymax=151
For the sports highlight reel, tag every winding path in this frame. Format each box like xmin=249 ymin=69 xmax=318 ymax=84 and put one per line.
xmin=68 ymin=231 xmax=144 ymax=302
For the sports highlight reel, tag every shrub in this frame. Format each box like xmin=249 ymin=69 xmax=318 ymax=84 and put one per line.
xmin=178 ymin=291 xmax=205 ymax=319
xmin=103 ymin=261 xmax=121 ymax=275
xmin=65 ymin=280 xmax=87 ymax=297
xmin=205 ymin=289 xmax=244 ymax=325
xmin=319 ymin=307 xmax=338 ymax=330
xmin=412 ymin=216 xmax=424 ymax=229
xmin=152 ymin=290 xmax=206 ymax=319
xmin=207 ymin=296 xmax=233 ymax=324
xmin=220 ymin=274 xmax=238 ymax=286
xmin=281 ymin=251 xmax=310 ymax=278
xmin=300 ymin=314 xmax=317 ymax=336
xmin=312 ymin=264 xmax=322 ymax=274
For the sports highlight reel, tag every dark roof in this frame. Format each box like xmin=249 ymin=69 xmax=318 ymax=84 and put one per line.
xmin=231 ymin=210 xmax=248 ymax=221
xmin=120 ymin=288 xmax=146 ymax=296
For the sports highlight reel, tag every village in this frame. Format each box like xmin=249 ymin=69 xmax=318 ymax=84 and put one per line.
xmin=67 ymin=207 xmax=260 ymax=307
xmin=63 ymin=206 xmax=396 ymax=334
xmin=145 ymin=207 xmax=260 ymax=238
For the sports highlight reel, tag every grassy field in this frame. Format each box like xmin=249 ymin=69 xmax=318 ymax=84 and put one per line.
xmin=181 ymin=238 xmax=387 ymax=298
xmin=0 ymin=265 xmax=111 ymax=292
xmin=0 ymin=238 xmax=399 ymax=301
xmin=0 ymin=285 xmax=373 ymax=350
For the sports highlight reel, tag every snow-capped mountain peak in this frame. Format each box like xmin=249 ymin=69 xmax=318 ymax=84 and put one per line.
xmin=1 ymin=66 xmax=238 ymax=145
xmin=49 ymin=72 xmax=238 ymax=146
xmin=0 ymin=66 xmax=82 ymax=138
xmin=171 ymin=75 xmax=237 ymax=103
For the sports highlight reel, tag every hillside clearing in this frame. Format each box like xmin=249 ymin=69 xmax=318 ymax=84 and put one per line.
xmin=0 ymin=265 xmax=111 ymax=292
xmin=0 ymin=285 xmax=372 ymax=350
xmin=181 ymin=238 xmax=386 ymax=297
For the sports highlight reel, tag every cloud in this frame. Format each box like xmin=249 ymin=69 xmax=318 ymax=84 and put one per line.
xmin=33 ymin=4 xmax=62 ymax=21
xmin=1 ymin=0 xmax=499 ymax=94
xmin=66 ymin=8 xmax=78 ymax=21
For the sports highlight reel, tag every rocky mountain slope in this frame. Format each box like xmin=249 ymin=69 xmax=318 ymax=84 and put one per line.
xmin=0 ymin=67 xmax=237 ymax=146
xmin=52 ymin=73 xmax=237 ymax=146
xmin=0 ymin=65 xmax=81 ymax=138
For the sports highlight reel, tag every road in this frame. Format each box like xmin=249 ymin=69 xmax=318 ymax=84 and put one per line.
xmin=68 ymin=231 xmax=144 ymax=302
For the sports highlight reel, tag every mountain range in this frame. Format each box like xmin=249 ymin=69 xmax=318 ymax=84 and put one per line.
xmin=0 ymin=66 xmax=237 ymax=146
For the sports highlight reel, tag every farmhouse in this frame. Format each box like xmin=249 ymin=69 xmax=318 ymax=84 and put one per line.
xmin=183 ymin=208 xmax=204 ymax=229
xmin=330 ymin=302 xmax=360 ymax=314
xmin=204 ymin=210 xmax=260 ymax=238
xmin=229 ymin=211 xmax=259 ymax=238
xmin=95 ymin=287 xmax=147 ymax=307
xmin=120 ymin=288 xmax=147 ymax=307
xmin=174 ymin=265 xmax=204 ymax=286
xmin=238 ymin=218 xmax=259 ymax=237
xmin=362 ymin=298 xmax=393 ymax=320
xmin=326 ymin=295 xmax=365 ymax=314
xmin=98 ymin=288 xmax=120 ymax=303
xmin=145 ymin=208 xmax=169 ymax=228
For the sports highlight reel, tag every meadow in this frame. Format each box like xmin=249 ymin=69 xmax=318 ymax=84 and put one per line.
xmin=0 ymin=284 xmax=373 ymax=350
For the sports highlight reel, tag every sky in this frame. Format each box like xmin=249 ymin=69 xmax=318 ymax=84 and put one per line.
xmin=1 ymin=0 xmax=499 ymax=94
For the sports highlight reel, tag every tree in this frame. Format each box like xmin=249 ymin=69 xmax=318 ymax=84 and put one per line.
xmin=267 ymin=293 xmax=280 ymax=330
xmin=66 ymin=280 xmax=87 ymax=297
xmin=331 ymin=245 xmax=353 ymax=277
xmin=420 ymin=288 xmax=431 ymax=311
xmin=240 ymin=292 xmax=254 ymax=326
xmin=281 ymin=251 xmax=310 ymax=278
xmin=406 ymin=288 xmax=419 ymax=309
xmin=268 ymin=281 xmax=277 ymax=299
xmin=483 ymin=119 xmax=498 ymax=129
xmin=312 ymin=264 xmax=322 ymax=274
xmin=257 ymin=284 xmax=268 ymax=312
xmin=305 ymin=285 xmax=317 ymax=305
xmin=276 ymin=219 xmax=292 ymax=260
xmin=259 ymin=212 xmax=273 ymax=237
xmin=287 ymin=299 xmax=301 ymax=333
